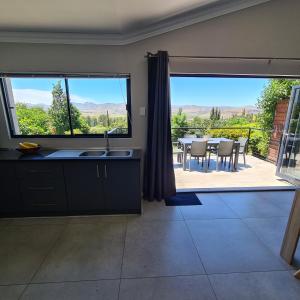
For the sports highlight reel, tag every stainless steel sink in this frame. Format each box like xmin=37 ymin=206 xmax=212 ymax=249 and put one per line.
xmin=79 ymin=150 xmax=106 ymax=157
xmin=106 ymin=150 xmax=132 ymax=157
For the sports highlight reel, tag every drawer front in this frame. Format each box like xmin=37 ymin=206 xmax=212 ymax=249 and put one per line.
xmin=16 ymin=162 xmax=63 ymax=179
xmin=20 ymin=180 xmax=66 ymax=212
xmin=18 ymin=162 xmax=67 ymax=212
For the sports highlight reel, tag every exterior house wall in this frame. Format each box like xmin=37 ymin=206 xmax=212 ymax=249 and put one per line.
xmin=268 ymin=99 xmax=289 ymax=163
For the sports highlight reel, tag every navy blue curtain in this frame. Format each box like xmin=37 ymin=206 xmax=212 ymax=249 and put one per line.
xmin=143 ymin=51 xmax=176 ymax=201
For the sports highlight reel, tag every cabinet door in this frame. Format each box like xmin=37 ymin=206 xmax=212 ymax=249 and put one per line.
xmin=64 ymin=161 xmax=105 ymax=212
xmin=17 ymin=162 xmax=67 ymax=212
xmin=0 ymin=162 xmax=22 ymax=214
xmin=104 ymin=160 xmax=141 ymax=212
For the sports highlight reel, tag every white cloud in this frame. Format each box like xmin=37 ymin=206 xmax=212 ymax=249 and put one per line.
xmin=13 ymin=89 xmax=52 ymax=105
xmin=12 ymin=88 xmax=96 ymax=106
xmin=69 ymin=93 xmax=96 ymax=104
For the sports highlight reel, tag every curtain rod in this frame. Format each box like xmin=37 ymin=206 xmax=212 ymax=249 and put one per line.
xmin=145 ymin=53 xmax=300 ymax=61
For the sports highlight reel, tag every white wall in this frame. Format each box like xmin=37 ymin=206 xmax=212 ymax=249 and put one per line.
xmin=0 ymin=0 xmax=299 ymax=150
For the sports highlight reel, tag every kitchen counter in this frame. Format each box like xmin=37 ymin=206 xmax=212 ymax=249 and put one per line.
xmin=0 ymin=148 xmax=142 ymax=161
xmin=0 ymin=148 xmax=142 ymax=217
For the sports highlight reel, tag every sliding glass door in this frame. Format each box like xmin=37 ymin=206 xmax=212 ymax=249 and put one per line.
xmin=276 ymin=85 xmax=300 ymax=185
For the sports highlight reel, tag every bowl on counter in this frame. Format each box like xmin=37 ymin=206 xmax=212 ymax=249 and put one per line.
xmin=16 ymin=146 xmax=41 ymax=154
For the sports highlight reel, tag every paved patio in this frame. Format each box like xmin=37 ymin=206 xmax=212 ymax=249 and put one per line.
xmin=174 ymin=154 xmax=292 ymax=189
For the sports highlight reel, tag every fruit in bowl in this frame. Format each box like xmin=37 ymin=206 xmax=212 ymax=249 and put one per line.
xmin=17 ymin=142 xmax=41 ymax=154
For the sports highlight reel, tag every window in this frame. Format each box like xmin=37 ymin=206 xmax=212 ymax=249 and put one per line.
xmin=0 ymin=74 xmax=131 ymax=138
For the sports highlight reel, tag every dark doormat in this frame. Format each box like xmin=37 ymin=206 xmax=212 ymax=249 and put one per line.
xmin=165 ymin=193 xmax=202 ymax=206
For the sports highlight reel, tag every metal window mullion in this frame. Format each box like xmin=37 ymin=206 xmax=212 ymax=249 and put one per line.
xmin=64 ymin=78 xmax=74 ymax=135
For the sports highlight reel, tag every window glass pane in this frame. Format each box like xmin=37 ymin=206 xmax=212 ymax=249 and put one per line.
xmin=67 ymin=77 xmax=129 ymax=135
xmin=7 ymin=77 xmax=70 ymax=135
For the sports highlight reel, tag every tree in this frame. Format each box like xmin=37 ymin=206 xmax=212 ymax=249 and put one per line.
xmin=210 ymin=107 xmax=215 ymax=120
xmin=16 ymin=103 xmax=50 ymax=135
xmin=256 ymin=79 xmax=300 ymax=156
xmin=210 ymin=107 xmax=221 ymax=121
xmin=48 ymin=81 xmax=71 ymax=134
xmin=48 ymin=81 xmax=90 ymax=134
xmin=257 ymin=79 xmax=300 ymax=131
xmin=171 ymin=108 xmax=189 ymax=140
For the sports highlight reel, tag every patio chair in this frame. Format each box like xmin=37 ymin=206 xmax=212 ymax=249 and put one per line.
xmin=189 ymin=141 xmax=208 ymax=172
xmin=181 ymin=134 xmax=197 ymax=153
xmin=203 ymin=134 xmax=211 ymax=140
xmin=212 ymin=140 xmax=235 ymax=171
xmin=184 ymin=134 xmax=197 ymax=138
xmin=172 ymin=141 xmax=183 ymax=163
xmin=237 ymin=137 xmax=248 ymax=166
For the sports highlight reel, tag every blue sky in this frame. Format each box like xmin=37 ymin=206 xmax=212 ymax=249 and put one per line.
xmin=170 ymin=77 xmax=268 ymax=106
xmin=11 ymin=76 xmax=268 ymax=107
xmin=11 ymin=77 xmax=127 ymax=105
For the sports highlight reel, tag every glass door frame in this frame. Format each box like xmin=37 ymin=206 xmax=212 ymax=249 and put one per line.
xmin=276 ymin=85 xmax=300 ymax=185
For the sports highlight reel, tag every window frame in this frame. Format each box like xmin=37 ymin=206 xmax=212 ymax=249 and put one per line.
xmin=0 ymin=73 xmax=132 ymax=139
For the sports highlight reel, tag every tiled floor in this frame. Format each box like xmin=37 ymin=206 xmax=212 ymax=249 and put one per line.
xmin=174 ymin=155 xmax=291 ymax=189
xmin=0 ymin=191 xmax=300 ymax=300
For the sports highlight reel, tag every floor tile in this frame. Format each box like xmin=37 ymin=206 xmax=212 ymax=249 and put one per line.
xmin=0 ymin=285 xmax=26 ymax=300
xmin=180 ymin=194 xmax=238 ymax=220
xmin=122 ymin=220 xmax=204 ymax=277
xmin=0 ymin=218 xmax=9 ymax=229
xmin=259 ymin=191 xmax=295 ymax=215
xmin=8 ymin=217 xmax=69 ymax=226
xmin=119 ymin=275 xmax=216 ymax=300
xmin=219 ymin=192 xmax=264 ymax=202
xmin=68 ymin=215 xmax=128 ymax=224
xmin=219 ymin=192 xmax=288 ymax=218
xmin=21 ymin=280 xmax=119 ymax=300
xmin=0 ymin=225 xmax=63 ymax=285
xmin=196 ymin=193 xmax=224 ymax=204
xmin=33 ymin=222 xmax=125 ymax=282
xmin=209 ymin=271 xmax=300 ymax=300
xmin=243 ymin=217 xmax=288 ymax=256
xmin=187 ymin=219 xmax=286 ymax=274
xmin=243 ymin=217 xmax=300 ymax=267
xmin=141 ymin=201 xmax=183 ymax=221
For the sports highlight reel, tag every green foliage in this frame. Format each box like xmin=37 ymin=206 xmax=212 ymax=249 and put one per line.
xmin=16 ymin=103 xmax=51 ymax=135
xmin=247 ymin=130 xmax=269 ymax=157
xmin=210 ymin=107 xmax=221 ymax=120
xmin=208 ymin=128 xmax=249 ymax=141
xmin=89 ymin=125 xmax=108 ymax=134
xmin=171 ymin=108 xmax=189 ymax=140
xmin=48 ymin=81 xmax=90 ymax=134
xmin=257 ymin=79 xmax=300 ymax=131
xmin=48 ymin=81 xmax=71 ymax=134
xmin=256 ymin=79 xmax=300 ymax=157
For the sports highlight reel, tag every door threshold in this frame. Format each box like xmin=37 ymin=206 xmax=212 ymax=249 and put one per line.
xmin=176 ymin=186 xmax=297 ymax=193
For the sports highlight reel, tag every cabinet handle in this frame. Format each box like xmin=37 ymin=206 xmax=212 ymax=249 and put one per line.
xmin=104 ymin=164 xmax=108 ymax=178
xmin=96 ymin=164 xmax=100 ymax=178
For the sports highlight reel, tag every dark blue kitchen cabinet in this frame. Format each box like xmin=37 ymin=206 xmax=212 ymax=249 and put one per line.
xmin=103 ymin=160 xmax=141 ymax=213
xmin=0 ymin=153 xmax=141 ymax=216
xmin=0 ymin=162 xmax=22 ymax=213
xmin=16 ymin=162 xmax=67 ymax=213
xmin=64 ymin=161 xmax=106 ymax=212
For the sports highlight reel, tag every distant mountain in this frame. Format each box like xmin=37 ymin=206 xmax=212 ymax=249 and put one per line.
xmin=24 ymin=101 xmax=260 ymax=119
xmin=24 ymin=101 xmax=127 ymax=116
xmin=73 ymin=102 xmax=127 ymax=116
xmin=172 ymin=105 xmax=260 ymax=119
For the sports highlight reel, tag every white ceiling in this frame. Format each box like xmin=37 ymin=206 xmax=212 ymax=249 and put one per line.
xmin=0 ymin=0 xmax=271 ymax=45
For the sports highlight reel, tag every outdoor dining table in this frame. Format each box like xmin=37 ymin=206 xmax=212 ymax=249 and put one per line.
xmin=177 ymin=137 xmax=240 ymax=171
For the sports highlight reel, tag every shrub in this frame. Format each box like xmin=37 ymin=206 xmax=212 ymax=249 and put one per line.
xmin=207 ymin=128 xmax=249 ymax=141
